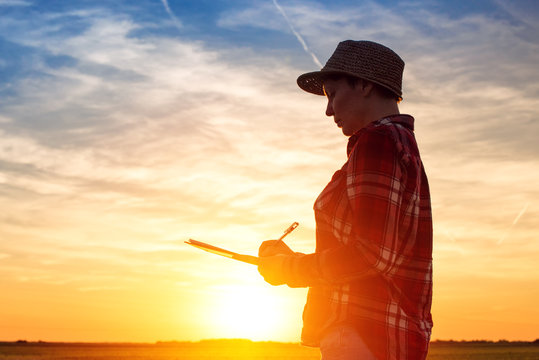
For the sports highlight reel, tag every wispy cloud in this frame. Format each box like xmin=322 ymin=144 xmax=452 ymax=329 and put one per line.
xmin=1 ymin=0 xmax=537 ymax=288
xmin=1 ymin=0 xmax=539 ymax=342
xmin=0 ymin=6 xmax=336 ymax=288
xmin=0 ymin=0 xmax=31 ymax=6
xmin=218 ymin=1 xmax=539 ymax=158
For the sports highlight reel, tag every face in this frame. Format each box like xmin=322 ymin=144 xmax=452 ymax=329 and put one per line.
xmin=323 ymin=77 xmax=367 ymax=136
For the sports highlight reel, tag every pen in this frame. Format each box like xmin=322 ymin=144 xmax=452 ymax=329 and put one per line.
xmin=277 ymin=221 xmax=299 ymax=242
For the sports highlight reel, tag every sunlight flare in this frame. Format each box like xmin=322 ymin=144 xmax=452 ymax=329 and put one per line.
xmin=209 ymin=284 xmax=288 ymax=340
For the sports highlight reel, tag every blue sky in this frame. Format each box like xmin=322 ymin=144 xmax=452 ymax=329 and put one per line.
xmin=1 ymin=0 xmax=538 ymax=342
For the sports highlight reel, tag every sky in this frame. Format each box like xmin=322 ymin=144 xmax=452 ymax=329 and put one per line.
xmin=1 ymin=0 xmax=538 ymax=344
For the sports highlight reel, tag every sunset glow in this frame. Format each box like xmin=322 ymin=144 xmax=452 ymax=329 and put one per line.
xmin=1 ymin=0 xmax=538 ymax=344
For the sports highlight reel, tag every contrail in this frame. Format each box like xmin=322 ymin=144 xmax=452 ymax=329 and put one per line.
xmin=161 ymin=0 xmax=183 ymax=31
xmin=498 ymin=202 xmax=530 ymax=244
xmin=512 ymin=202 xmax=529 ymax=225
xmin=271 ymin=0 xmax=323 ymax=68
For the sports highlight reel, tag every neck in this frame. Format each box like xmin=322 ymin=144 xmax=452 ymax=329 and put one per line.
xmin=364 ymin=98 xmax=400 ymax=125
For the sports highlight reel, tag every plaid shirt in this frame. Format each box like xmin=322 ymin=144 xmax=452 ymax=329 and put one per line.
xmin=283 ymin=115 xmax=433 ymax=359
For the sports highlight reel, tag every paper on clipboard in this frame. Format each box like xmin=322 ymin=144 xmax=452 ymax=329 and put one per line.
xmin=185 ymin=239 xmax=259 ymax=265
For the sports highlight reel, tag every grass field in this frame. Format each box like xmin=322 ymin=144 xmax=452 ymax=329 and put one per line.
xmin=1 ymin=340 xmax=538 ymax=359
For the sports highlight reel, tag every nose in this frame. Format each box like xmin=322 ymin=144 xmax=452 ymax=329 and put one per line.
xmin=325 ymin=100 xmax=334 ymax=117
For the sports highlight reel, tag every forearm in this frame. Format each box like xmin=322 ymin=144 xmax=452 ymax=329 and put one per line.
xmin=284 ymin=243 xmax=377 ymax=286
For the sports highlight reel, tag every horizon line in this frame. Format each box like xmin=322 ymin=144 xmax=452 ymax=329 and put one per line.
xmin=2 ymin=338 xmax=538 ymax=345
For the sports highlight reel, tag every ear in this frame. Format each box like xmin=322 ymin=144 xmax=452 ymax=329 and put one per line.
xmin=361 ymin=81 xmax=375 ymax=97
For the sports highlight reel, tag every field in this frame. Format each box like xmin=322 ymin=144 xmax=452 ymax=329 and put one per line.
xmin=1 ymin=340 xmax=538 ymax=360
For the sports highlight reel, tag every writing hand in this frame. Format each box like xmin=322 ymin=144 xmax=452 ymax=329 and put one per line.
xmin=258 ymin=239 xmax=294 ymax=257
xmin=258 ymin=254 xmax=289 ymax=286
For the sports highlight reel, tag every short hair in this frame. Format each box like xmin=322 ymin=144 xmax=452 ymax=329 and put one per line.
xmin=322 ymin=73 xmax=401 ymax=102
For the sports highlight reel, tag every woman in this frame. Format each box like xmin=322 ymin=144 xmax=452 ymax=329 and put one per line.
xmin=258 ymin=40 xmax=433 ymax=360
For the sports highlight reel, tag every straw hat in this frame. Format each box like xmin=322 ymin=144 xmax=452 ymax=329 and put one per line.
xmin=297 ymin=40 xmax=404 ymax=99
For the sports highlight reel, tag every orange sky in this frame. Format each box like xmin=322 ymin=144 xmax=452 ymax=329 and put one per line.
xmin=1 ymin=0 xmax=538 ymax=344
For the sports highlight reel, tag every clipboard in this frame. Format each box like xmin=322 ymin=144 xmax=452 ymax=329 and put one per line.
xmin=185 ymin=239 xmax=259 ymax=265
xmin=185 ymin=222 xmax=298 ymax=266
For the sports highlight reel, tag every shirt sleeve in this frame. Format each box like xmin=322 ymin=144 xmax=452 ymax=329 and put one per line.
xmin=285 ymin=127 xmax=411 ymax=286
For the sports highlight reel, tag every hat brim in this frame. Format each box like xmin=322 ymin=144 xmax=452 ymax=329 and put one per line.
xmin=296 ymin=70 xmax=356 ymax=96
xmin=297 ymin=69 xmax=402 ymax=99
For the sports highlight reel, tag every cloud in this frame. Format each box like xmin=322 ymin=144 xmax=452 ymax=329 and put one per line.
xmin=494 ymin=0 xmax=539 ymax=36
xmin=0 ymin=0 xmax=31 ymax=6
xmin=1 ymin=1 xmax=539 ymax=342
xmin=1 ymin=0 xmax=537 ymax=265
xmin=0 ymin=4 xmax=340 ymax=291
xmin=217 ymin=1 xmax=539 ymax=204
xmin=219 ymin=1 xmax=539 ymax=154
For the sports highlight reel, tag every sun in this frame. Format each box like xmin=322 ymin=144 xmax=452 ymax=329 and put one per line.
xmin=210 ymin=283 xmax=290 ymax=340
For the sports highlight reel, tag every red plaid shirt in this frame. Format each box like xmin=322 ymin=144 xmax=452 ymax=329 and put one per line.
xmin=283 ymin=115 xmax=433 ymax=359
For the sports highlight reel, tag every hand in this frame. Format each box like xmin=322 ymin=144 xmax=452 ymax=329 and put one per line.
xmin=258 ymin=254 xmax=289 ymax=286
xmin=258 ymin=240 xmax=294 ymax=257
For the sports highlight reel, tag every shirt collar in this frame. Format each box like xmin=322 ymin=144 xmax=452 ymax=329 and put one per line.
xmin=346 ymin=114 xmax=415 ymax=157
